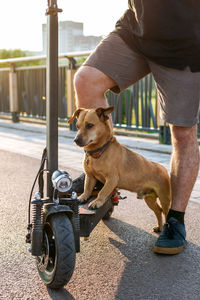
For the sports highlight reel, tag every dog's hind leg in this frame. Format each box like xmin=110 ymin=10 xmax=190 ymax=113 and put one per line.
xmin=144 ymin=193 xmax=163 ymax=232
xmin=158 ymin=192 xmax=171 ymax=222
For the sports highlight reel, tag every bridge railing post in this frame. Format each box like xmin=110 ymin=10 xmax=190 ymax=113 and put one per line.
xmin=66 ymin=57 xmax=77 ymax=131
xmin=9 ymin=63 xmax=19 ymax=122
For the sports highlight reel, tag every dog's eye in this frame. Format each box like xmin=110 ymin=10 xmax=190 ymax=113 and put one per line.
xmin=85 ymin=123 xmax=94 ymax=129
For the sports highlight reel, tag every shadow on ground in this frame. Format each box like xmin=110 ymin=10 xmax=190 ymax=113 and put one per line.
xmin=48 ymin=287 xmax=75 ymax=300
xmin=104 ymin=218 xmax=200 ymax=300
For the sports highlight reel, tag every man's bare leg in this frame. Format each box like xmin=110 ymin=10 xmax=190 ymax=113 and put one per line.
xmin=154 ymin=124 xmax=199 ymax=254
xmin=170 ymin=125 xmax=199 ymax=212
xmin=74 ymin=66 xmax=117 ymax=109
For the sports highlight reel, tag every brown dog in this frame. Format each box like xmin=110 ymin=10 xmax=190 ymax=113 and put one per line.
xmin=68 ymin=106 xmax=171 ymax=232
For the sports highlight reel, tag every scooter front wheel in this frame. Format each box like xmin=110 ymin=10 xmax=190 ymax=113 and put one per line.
xmin=36 ymin=213 xmax=76 ymax=289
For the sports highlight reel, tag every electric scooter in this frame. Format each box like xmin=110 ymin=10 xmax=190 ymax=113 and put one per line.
xmin=25 ymin=0 xmax=120 ymax=289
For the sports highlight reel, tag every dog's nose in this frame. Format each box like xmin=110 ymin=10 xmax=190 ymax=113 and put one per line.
xmin=74 ymin=135 xmax=83 ymax=146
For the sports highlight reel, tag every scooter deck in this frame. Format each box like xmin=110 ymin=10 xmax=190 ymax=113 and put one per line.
xmin=79 ymin=196 xmax=113 ymax=237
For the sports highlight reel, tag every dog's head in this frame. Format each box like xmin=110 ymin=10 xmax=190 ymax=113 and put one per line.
xmin=68 ymin=106 xmax=114 ymax=149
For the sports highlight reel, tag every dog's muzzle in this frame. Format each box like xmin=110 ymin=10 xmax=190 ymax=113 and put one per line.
xmin=74 ymin=134 xmax=84 ymax=147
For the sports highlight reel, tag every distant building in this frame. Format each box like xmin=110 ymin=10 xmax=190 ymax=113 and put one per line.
xmin=42 ymin=20 xmax=102 ymax=54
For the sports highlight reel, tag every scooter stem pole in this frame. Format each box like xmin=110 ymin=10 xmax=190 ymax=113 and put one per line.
xmin=46 ymin=0 xmax=62 ymax=198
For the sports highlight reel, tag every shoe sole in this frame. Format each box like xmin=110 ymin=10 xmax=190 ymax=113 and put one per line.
xmin=154 ymin=245 xmax=184 ymax=255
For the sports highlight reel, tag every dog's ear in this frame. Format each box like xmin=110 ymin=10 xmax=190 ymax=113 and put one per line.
xmin=68 ymin=108 xmax=83 ymax=124
xmin=95 ymin=106 xmax=114 ymax=121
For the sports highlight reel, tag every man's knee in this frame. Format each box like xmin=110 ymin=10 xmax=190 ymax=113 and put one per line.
xmin=74 ymin=66 xmax=91 ymax=94
xmin=74 ymin=65 xmax=116 ymax=97
xmin=75 ymin=66 xmax=104 ymax=94
xmin=170 ymin=124 xmax=197 ymax=144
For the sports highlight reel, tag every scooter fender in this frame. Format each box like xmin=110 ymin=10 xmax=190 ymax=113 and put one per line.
xmin=43 ymin=203 xmax=74 ymax=222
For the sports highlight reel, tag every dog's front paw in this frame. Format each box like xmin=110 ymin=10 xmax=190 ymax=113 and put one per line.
xmin=88 ymin=198 xmax=104 ymax=209
xmin=78 ymin=193 xmax=89 ymax=203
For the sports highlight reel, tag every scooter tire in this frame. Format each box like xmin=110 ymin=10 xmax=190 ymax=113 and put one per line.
xmin=36 ymin=213 xmax=76 ymax=289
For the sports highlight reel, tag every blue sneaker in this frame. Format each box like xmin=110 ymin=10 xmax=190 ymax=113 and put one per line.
xmin=154 ymin=217 xmax=186 ymax=254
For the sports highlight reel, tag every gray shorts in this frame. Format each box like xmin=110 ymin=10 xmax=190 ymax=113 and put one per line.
xmin=84 ymin=33 xmax=200 ymax=127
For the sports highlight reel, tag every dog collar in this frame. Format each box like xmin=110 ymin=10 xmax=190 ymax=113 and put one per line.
xmin=85 ymin=137 xmax=113 ymax=159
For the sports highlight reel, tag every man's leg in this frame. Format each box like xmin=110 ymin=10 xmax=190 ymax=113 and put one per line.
xmin=149 ymin=62 xmax=200 ymax=254
xmin=170 ymin=125 xmax=199 ymax=212
xmin=154 ymin=124 xmax=199 ymax=254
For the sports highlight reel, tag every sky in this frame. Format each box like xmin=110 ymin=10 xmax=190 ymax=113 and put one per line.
xmin=0 ymin=0 xmax=127 ymax=52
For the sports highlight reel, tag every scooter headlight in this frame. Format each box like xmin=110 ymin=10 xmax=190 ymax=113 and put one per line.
xmin=51 ymin=170 xmax=72 ymax=193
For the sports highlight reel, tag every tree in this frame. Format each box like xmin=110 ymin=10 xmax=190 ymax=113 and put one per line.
xmin=0 ymin=49 xmax=43 ymax=68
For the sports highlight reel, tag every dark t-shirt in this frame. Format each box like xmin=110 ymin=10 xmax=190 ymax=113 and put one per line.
xmin=114 ymin=0 xmax=200 ymax=71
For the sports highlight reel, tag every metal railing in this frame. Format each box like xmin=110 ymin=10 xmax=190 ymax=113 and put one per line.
xmin=107 ymin=75 xmax=158 ymax=132
xmin=0 ymin=51 xmax=164 ymax=137
xmin=0 ymin=51 xmax=91 ymax=122
xmin=0 ymin=52 xmax=160 ymax=131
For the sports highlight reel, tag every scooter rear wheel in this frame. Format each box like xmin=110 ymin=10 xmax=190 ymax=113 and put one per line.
xmin=36 ymin=213 xmax=76 ymax=289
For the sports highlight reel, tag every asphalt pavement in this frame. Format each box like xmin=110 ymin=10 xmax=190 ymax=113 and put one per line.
xmin=0 ymin=119 xmax=200 ymax=300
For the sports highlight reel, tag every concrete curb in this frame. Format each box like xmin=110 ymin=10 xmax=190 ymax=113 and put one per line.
xmin=0 ymin=119 xmax=172 ymax=155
